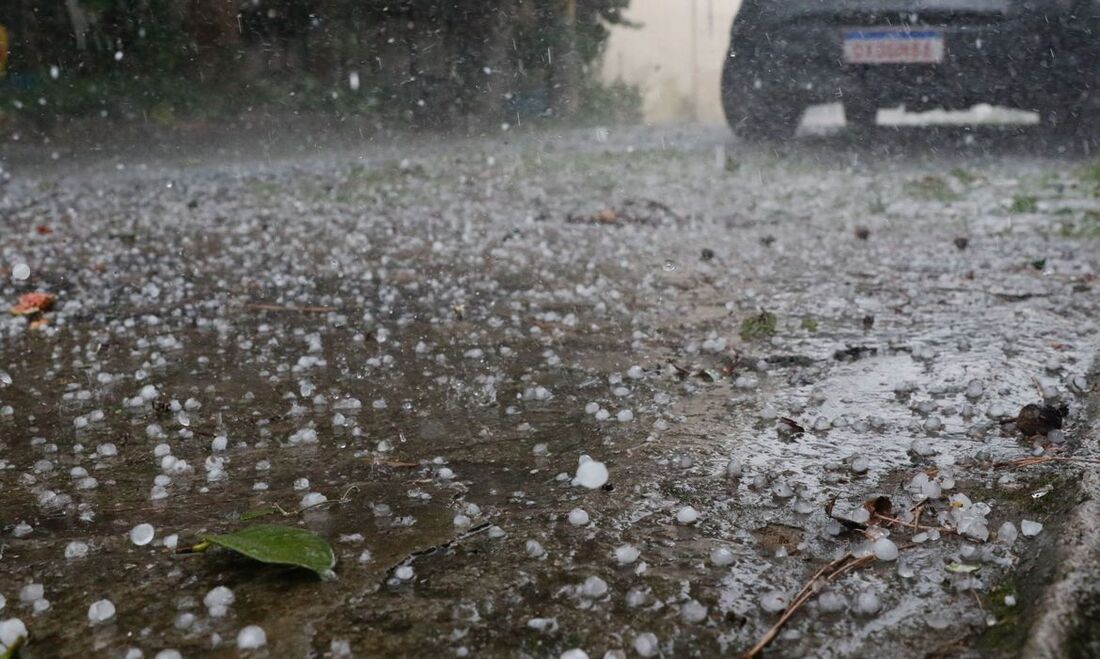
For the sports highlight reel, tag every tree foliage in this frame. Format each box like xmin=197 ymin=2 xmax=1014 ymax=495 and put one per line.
xmin=0 ymin=0 xmax=636 ymax=126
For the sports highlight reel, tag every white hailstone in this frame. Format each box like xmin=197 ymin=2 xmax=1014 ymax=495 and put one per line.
xmin=175 ymin=612 xmax=196 ymax=630
xmin=998 ymin=521 xmax=1019 ymax=545
xmin=525 ymin=540 xmax=546 ymax=558
xmin=760 ymin=592 xmax=787 ymax=613
xmin=154 ymin=651 xmax=182 ymax=659
xmin=726 ymin=458 xmax=743 ymax=478
xmin=817 ymin=592 xmax=846 ymax=613
xmin=872 ymin=537 xmax=898 ymax=561
xmin=394 ymin=565 xmax=415 ymax=581
xmin=680 ymin=599 xmax=708 ymax=623
xmin=0 ymin=618 xmax=28 ymax=648
xmin=614 ymin=544 xmax=640 ymax=565
xmin=237 ymin=625 xmax=267 ymax=649
xmin=633 ymin=633 xmax=659 ymax=658
xmin=437 ymin=467 xmax=455 ymax=480
xmin=1004 ymin=595 xmax=1017 ymax=607
xmin=1021 ymin=520 xmax=1043 ymax=537
xmin=358 ymin=550 xmax=373 ymax=564
xmin=850 ymin=457 xmax=869 ymax=474
xmin=12 ymin=523 xmax=32 ymax=538
xmin=584 ymin=402 xmax=600 ymax=414
xmin=856 ymin=591 xmax=881 ymax=615
xmin=211 ymin=435 xmax=228 ymax=451
xmin=560 ymin=650 xmax=588 ymax=659
xmin=293 ymin=478 xmax=310 ymax=491
xmin=130 ymin=523 xmax=155 ymax=546
xmin=164 ymin=535 xmax=178 ymax=550
xmin=616 ymin=409 xmax=634 ymax=422
xmin=567 ymin=508 xmax=590 ymax=526
xmin=572 ymin=459 xmax=609 ymax=489
xmin=625 ymin=588 xmax=648 ymax=608
xmin=772 ymin=482 xmax=794 ymax=499
xmin=11 ymin=263 xmax=30 ymax=281
xmin=532 ymin=443 xmax=549 ymax=456
xmin=453 ymin=514 xmax=472 ymax=528
xmin=710 ymin=547 xmax=735 ymax=566
xmin=19 ymin=584 xmax=43 ymax=603
xmin=65 ymin=541 xmax=90 ymax=559
xmin=965 ymin=380 xmax=984 ymax=399
xmin=204 ymin=586 xmax=235 ymax=617
xmin=580 ymin=576 xmax=608 ymax=598
xmin=527 ymin=617 xmax=558 ymax=633
xmin=300 ymin=492 xmax=327 ymax=508
xmin=87 ymin=599 xmax=116 ymax=625
xmin=676 ymin=506 xmax=700 ymax=524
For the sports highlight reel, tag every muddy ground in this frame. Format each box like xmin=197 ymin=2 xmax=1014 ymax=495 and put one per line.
xmin=1 ymin=122 xmax=1099 ymax=658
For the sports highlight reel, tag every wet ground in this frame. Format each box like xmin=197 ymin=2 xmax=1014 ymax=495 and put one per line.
xmin=1 ymin=122 xmax=1099 ymax=658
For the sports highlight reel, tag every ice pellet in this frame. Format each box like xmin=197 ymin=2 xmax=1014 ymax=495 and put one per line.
xmin=872 ymin=537 xmax=899 ymax=561
xmin=568 ymin=508 xmax=590 ymax=526
xmin=614 ymin=544 xmax=640 ymax=565
xmin=204 ymin=586 xmax=235 ymax=617
xmin=237 ymin=625 xmax=267 ymax=649
xmin=1021 ymin=519 xmax=1043 ymax=536
xmin=572 ymin=459 xmax=609 ymax=489
xmin=87 ymin=599 xmax=116 ymax=625
xmin=676 ymin=506 xmax=700 ymax=524
xmin=129 ymin=523 xmax=155 ymax=546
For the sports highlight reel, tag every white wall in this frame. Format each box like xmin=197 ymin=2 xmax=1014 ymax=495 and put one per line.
xmin=600 ymin=0 xmax=741 ymax=124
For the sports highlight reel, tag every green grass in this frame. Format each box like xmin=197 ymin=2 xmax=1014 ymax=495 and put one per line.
xmin=1010 ymin=195 xmax=1039 ymax=214
xmin=908 ymin=175 xmax=960 ymax=202
xmin=1058 ymin=210 xmax=1100 ymax=239
xmin=1077 ymin=160 xmax=1100 ymax=189
xmin=740 ymin=309 xmax=778 ymax=340
xmin=950 ymin=168 xmax=978 ymax=185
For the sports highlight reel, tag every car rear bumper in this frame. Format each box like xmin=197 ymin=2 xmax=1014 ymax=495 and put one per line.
xmin=732 ymin=16 xmax=1092 ymax=110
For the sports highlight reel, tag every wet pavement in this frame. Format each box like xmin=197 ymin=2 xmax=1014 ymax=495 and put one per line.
xmin=1 ymin=123 xmax=1099 ymax=658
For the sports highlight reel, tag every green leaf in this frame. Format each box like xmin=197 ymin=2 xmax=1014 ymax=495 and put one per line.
xmin=202 ymin=525 xmax=335 ymax=577
xmin=0 ymin=633 xmax=26 ymax=659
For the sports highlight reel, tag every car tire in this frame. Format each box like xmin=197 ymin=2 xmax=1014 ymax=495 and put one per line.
xmin=721 ymin=50 xmax=802 ymax=141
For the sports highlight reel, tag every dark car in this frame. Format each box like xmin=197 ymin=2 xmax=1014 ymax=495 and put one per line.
xmin=721 ymin=0 xmax=1100 ymax=137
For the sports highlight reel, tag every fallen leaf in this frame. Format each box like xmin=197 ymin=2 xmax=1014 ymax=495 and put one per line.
xmin=864 ymin=495 xmax=894 ymax=518
xmin=945 ymin=562 xmax=981 ymax=574
xmin=201 ymin=525 xmax=335 ymax=577
xmin=778 ymin=417 xmax=805 ymax=436
xmin=10 ymin=292 xmax=56 ymax=316
xmin=1014 ymin=403 xmax=1065 ymax=437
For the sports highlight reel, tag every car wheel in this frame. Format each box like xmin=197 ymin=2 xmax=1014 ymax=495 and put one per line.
xmin=721 ymin=51 xmax=802 ymax=141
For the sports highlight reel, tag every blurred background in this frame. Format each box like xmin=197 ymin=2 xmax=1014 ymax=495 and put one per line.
xmin=602 ymin=0 xmax=736 ymax=124
xmin=0 ymin=0 xmax=665 ymax=139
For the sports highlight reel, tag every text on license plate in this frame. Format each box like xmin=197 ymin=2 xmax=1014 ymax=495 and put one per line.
xmin=842 ymin=30 xmax=944 ymax=64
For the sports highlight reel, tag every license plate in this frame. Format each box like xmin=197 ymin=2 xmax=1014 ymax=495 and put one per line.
xmin=843 ymin=29 xmax=944 ymax=64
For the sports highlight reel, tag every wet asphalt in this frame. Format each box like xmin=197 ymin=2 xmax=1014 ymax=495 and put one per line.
xmin=0 ymin=121 xmax=1099 ymax=657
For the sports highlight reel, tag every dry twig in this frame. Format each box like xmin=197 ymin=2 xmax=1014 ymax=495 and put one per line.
xmin=740 ymin=552 xmax=874 ymax=658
